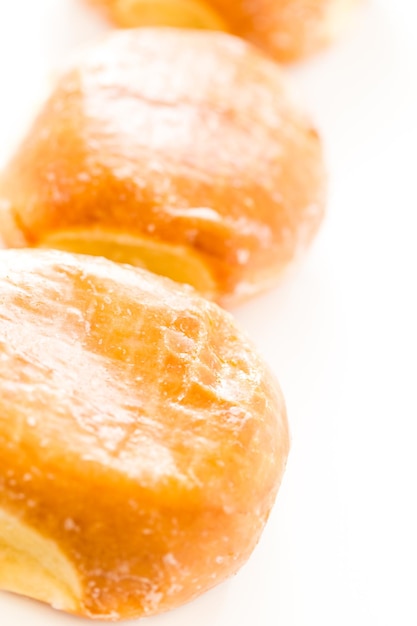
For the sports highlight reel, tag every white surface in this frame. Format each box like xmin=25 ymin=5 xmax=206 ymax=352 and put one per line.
xmin=0 ymin=1 xmax=416 ymax=624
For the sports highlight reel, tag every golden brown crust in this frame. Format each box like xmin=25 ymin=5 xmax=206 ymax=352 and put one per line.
xmin=0 ymin=249 xmax=289 ymax=620
xmin=87 ymin=0 xmax=360 ymax=62
xmin=0 ymin=29 xmax=325 ymax=305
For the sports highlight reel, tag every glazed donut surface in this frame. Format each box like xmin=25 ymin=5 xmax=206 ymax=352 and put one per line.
xmin=0 ymin=249 xmax=289 ymax=620
xmin=0 ymin=28 xmax=326 ymax=305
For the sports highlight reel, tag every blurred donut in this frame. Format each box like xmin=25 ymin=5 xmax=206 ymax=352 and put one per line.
xmin=0 ymin=28 xmax=325 ymax=305
xmin=87 ymin=0 xmax=360 ymax=62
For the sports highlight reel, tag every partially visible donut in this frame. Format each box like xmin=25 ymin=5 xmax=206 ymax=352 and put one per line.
xmin=87 ymin=0 xmax=360 ymax=62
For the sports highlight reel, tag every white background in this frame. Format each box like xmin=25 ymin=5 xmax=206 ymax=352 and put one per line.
xmin=0 ymin=1 xmax=416 ymax=624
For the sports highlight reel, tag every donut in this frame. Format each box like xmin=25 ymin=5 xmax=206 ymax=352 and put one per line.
xmin=87 ymin=0 xmax=359 ymax=62
xmin=0 ymin=248 xmax=289 ymax=620
xmin=0 ymin=28 xmax=325 ymax=306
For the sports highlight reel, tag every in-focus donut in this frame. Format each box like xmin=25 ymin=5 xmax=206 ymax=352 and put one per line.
xmin=0 ymin=248 xmax=289 ymax=620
